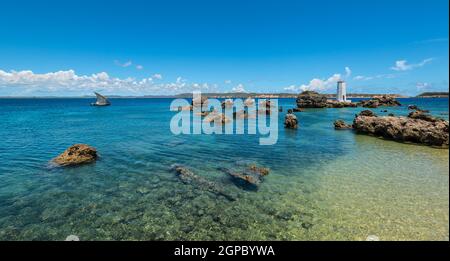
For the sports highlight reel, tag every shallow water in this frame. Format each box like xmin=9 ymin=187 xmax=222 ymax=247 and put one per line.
xmin=0 ymin=97 xmax=448 ymax=240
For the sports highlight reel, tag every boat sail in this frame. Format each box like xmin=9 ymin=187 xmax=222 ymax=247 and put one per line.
xmin=91 ymin=92 xmax=111 ymax=106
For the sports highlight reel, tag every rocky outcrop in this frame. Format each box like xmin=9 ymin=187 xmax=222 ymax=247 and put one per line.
xmin=171 ymin=164 xmax=236 ymax=201
xmin=52 ymin=144 xmax=97 ymax=166
xmin=352 ymin=110 xmax=449 ymax=148
xmin=292 ymin=107 xmax=304 ymax=112
xmin=334 ymin=120 xmax=352 ymax=130
xmin=219 ymin=164 xmax=270 ymax=190
xmin=258 ymin=99 xmax=273 ymax=114
xmin=327 ymin=101 xmax=358 ymax=108
xmin=296 ymin=91 xmax=328 ymax=108
xmin=191 ymin=96 xmax=208 ymax=108
xmin=407 ymin=105 xmax=429 ymax=113
xmin=284 ymin=109 xmax=298 ymax=129
xmin=358 ymin=95 xmax=401 ymax=108
xmin=204 ymin=111 xmax=231 ymax=124
xmin=358 ymin=110 xmax=377 ymax=117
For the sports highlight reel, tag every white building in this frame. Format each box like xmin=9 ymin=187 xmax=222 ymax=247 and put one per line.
xmin=336 ymin=80 xmax=350 ymax=102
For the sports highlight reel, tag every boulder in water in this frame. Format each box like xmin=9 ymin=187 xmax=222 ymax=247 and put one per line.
xmin=284 ymin=111 xmax=298 ymax=129
xmin=334 ymin=120 xmax=352 ymax=130
xmin=296 ymin=91 xmax=328 ymax=108
xmin=52 ymin=144 xmax=97 ymax=166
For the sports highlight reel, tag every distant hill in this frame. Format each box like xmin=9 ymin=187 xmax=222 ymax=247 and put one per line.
xmin=416 ymin=92 xmax=449 ymax=98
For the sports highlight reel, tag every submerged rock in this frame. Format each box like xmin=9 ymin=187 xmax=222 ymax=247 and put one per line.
xmin=358 ymin=95 xmax=401 ymax=108
xmin=52 ymin=144 xmax=97 ymax=166
xmin=352 ymin=112 xmax=449 ymax=148
xmin=292 ymin=107 xmax=304 ymax=112
xmin=408 ymin=104 xmax=429 ymax=113
xmin=284 ymin=110 xmax=298 ymax=129
xmin=326 ymin=100 xmax=358 ymax=108
xmin=334 ymin=120 xmax=352 ymax=130
xmin=170 ymin=164 xmax=236 ymax=201
xmin=219 ymin=164 xmax=270 ymax=190
xmin=296 ymin=91 xmax=328 ymax=108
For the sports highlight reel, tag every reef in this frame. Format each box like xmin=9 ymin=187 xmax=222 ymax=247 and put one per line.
xmin=52 ymin=144 xmax=97 ymax=166
xmin=352 ymin=110 xmax=449 ymax=148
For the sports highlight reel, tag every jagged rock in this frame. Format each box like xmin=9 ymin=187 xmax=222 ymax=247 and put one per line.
xmin=296 ymin=91 xmax=328 ymax=108
xmin=357 ymin=110 xmax=377 ymax=117
xmin=284 ymin=111 xmax=298 ymax=129
xmin=407 ymin=111 xmax=442 ymax=123
xmin=171 ymin=164 xmax=236 ymax=201
xmin=219 ymin=164 xmax=270 ymax=190
xmin=52 ymin=144 xmax=97 ymax=166
xmin=358 ymin=95 xmax=401 ymax=108
xmin=334 ymin=120 xmax=352 ymax=130
xmin=352 ymin=113 xmax=449 ymax=148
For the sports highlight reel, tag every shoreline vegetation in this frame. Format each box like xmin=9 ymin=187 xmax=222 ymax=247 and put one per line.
xmin=0 ymin=91 xmax=447 ymax=99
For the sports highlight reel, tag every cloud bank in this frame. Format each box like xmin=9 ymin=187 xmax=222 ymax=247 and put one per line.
xmin=0 ymin=69 xmax=214 ymax=96
xmin=391 ymin=58 xmax=433 ymax=71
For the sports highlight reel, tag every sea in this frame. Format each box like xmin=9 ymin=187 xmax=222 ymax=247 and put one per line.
xmin=0 ymin=97 xmax=448 ymax=240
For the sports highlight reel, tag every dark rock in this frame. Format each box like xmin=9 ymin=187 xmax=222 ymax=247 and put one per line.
xmin=219 ymin=164 xmax=270 ymax=190
xmin=353 ymin=114 xmax=449 ymax=148
xmin=388 ymin=113 xmax=395 ymax=117
xmin=52 ymin=144 xmax=97 ymax=166
xmin=407 ymin=111 xmax=442 ymax=123
xmin=408 ymin=105 xmax=419 ymax=110
xmin=357 ymin=110 xmax=377 ymax=117
xmin=292 ymin=107 xmax=304 ymax=112
xmin=296 ymin=91 xmax=328 ymax=108
xmin=334 ymin=120 xmax=352 ymax=130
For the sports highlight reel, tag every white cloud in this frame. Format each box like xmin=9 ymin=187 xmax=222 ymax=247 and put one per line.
xmin=284 ymin=73 xmax=342 ymax=92
xmin=152 ymin=73 xmax=163 ymax=80
xmin=0 ymin=69 xmax=214 ymax=96
xmin=345 ymin=67 xmax=351 ymax=78
xmin=231 ymin=83 xmax=246 ymax=93
xmin=224 ymin=80 xmax=232 ymax=84
xmin=353 ymin=73 xmax=397 ymax=81
xmin=114 ymin=60 xmax=133 ymax=67
xmin=416 ymin=82 xmax=431 ymax=91
xmin=136 ymin=65 xmax=144 ymax=70
xmin=391 ymin=58 xmax=433 ymax=71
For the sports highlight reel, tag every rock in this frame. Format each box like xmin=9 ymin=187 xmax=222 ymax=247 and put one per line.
xmin=326 ymin=100 xmax=358 ymax=108
xmin=191 ymin=96 xmax=208 ymax=108
xmin=296 ymin=91 xmax=328 ymax=108
xmin=52 ymin=144 xmax=97 ymax=166
xmin=408 ymin=105 xmax=418 ymax=110
xmin=171 ymin=164 xmax=236 ymax=201
xmin=233 ymin=110 xmax=248 ymax=119
xmin=407 ymin=111 xmax=442 ymax=123
xmin=381 ymin=110 xmax=388 ymax=113
xmin=284 ymin=111 xmax=298 ymax=129
xmin=334 ymin=120 xmax=352 ymax=130
xmin=388 ymin=113 xmax=395 ymax=117
xmin=204 ymin=111 xmax=231 ymax=124
xmin=292 ymin=107 xmax=304 ymax=112
xmin=219 ymin=164 xmax=270 ymax=190
xmin=353 ymin=113 xmax=449 ymax=148
xmin=258 ymin=99 xmax=273 ymax=115
xmin=357 ymin=110 xmax=377 ymax=117
xmin=358 ymin=95 xmax=401 ymax=108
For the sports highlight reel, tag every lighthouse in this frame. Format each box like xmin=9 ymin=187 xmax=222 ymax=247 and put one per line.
xmin=336 ymin=80 xmax=350 ymax=102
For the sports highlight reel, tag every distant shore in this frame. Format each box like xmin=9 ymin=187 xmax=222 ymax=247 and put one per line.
xmin=0 ymin=91 xmax=447 ymax=99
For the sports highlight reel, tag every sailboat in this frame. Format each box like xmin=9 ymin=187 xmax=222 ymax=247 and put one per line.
xmin=91 ymin=92 xmax=111 ymax=106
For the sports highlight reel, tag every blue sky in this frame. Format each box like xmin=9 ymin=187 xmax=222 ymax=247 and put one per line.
xmin=0 ymin=0 xmax=448 ymax=96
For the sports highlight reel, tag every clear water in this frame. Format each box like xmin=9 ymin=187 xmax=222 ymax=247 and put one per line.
xmin=0 ymin=97 xmax=448 ymax=240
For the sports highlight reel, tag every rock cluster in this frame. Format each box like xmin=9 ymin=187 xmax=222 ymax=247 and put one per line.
xmin=358 ymin=95 xmax=401 ymax=108
xmin=52 ymin=144 xmax=97 ymax=166
xmin=352 ymin=110 xmax=449 ymax=148
xmin=284 ymin=109 xmax=298 ymax=129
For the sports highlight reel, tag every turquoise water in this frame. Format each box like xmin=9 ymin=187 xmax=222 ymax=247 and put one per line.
xmin=0 ymin=97 xmax=448 ymax=240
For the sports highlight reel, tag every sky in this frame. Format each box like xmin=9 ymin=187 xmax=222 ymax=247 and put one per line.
xmin=0 ymin=0 xmax=448 ymax=96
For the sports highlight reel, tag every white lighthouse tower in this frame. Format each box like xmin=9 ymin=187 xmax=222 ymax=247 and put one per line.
xmin=336 ymin=80 xmax=350 ymax=102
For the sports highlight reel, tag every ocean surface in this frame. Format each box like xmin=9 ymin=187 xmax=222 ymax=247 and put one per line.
xmin=0 ymin=97 xmax=448 ymax=240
